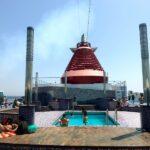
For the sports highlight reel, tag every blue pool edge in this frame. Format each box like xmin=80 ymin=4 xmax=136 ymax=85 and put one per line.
xmin=52 ymin=111 xmax=120 ymax=127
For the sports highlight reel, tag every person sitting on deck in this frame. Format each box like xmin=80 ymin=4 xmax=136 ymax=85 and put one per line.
xmin=116 ymin=99 xmax=121 ymax=110
xmin=81 ymin=107 xmax=88 ymax=125
xmin=12 ymin=99 xmax=20 ymax=108
xmin=0 ymin=118 xmax=18 ymax=138
xmin=59 ymin=114 xmax=69 ymax=127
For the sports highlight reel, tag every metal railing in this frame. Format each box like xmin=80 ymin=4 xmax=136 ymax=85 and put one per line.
xmin=32 ymin=75 xmax=127 ymax=99
xmin=32 ymin=76 xmax=125 ymax=87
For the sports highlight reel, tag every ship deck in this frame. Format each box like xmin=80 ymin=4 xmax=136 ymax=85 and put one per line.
xmin=0 ymin=127 xmax=150 ymax=149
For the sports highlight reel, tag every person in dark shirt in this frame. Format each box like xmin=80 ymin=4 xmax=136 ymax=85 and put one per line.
xmin=131 ymin=95 xmax=135 ymax=104
xmin=81 ymin=107 xmax=88 ymax=125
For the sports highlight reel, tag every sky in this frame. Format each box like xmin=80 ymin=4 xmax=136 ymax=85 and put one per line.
xmin=0 ymin=0 xmax=150 ymax=96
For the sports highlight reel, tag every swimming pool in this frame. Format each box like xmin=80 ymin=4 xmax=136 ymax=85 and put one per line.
xmin=53 ymin=111 xmax=119 ymax=127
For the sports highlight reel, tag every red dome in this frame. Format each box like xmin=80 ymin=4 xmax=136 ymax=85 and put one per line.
xmin=61 ymin=35 xmax=108 ymax=84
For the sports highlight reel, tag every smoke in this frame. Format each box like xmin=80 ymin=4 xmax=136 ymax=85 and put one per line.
xmin=34 ymin=1 xmax=91 ymax=72
xmin=0 ymin=1 xmax=91 ymax=95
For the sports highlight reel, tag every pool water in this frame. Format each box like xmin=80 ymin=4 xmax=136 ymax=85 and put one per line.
xmin=54 ymin=112 xmax=118 ymax=127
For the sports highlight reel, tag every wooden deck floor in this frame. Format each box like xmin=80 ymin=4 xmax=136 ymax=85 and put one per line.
xmin=0 ymin=127 xmax=150 ymax=149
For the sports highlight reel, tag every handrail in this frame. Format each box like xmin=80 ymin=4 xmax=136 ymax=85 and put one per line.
xmin=106 ymin=109 xmax=109 ymax=126
xmin=115 ymin=109 xmax=118 ymax=126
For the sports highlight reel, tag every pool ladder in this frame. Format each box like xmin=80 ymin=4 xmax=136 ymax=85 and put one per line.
xmin=115 ymin=109 xmax=118 ymax=126
xmin=106 ymin=109 xmax=118 ymax=126
xmin=106 ymin=109 xmax=109 ymax=126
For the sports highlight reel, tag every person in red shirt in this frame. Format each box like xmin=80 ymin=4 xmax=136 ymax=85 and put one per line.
xmin=59 ymin=114 xmax=69 ymax=127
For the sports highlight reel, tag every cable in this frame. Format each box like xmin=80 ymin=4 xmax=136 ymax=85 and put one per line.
xmin=86 ymin=0 xmax=91 ymax=41
xmin=77 ymin=0 xmax=81 ymax=35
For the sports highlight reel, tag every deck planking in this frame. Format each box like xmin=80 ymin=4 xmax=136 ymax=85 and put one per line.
xmin=0 ymin=127 xmax=150 ymax=149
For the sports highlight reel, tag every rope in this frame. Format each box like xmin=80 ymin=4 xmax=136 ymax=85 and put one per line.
xmin=86 ymin=0 xmax=91 ymax=41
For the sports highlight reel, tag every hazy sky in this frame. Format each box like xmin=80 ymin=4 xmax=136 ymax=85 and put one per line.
xmin=0 ymin=0 xmax=150 ymax=96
